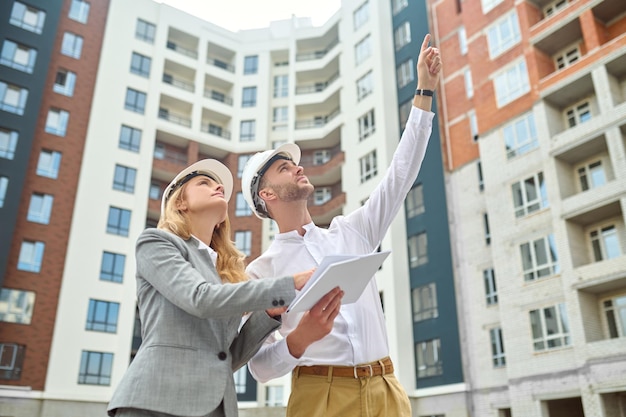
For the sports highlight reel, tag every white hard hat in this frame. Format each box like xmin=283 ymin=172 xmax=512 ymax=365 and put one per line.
xmin=161 ymin=159 xmax=233 ymax=213
xmin=241 ymin=143 xmax=301 ymax=219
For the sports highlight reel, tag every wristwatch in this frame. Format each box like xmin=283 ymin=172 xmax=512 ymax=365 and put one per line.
xmin=415 ymin=89 xmax=434 ymax=97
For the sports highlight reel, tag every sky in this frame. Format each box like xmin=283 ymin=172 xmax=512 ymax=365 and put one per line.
xmin=158 ymin=0 xmax=342 ymax=32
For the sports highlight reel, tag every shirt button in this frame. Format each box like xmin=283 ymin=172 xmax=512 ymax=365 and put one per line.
xmin=218 ymin=352 xmax=227 ymax=360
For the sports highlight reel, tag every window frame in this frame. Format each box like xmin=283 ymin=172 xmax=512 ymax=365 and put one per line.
xmin=0 ymin=128 xmax=19 ymax=160
xmin=27 ymin=193 xmax=54 ymax=224
xmin=359 ymin=150 xmax=377 ymax=183
xmin=60 ymin=32 xmax=83 ymax=59
xmin=78 ymin=351 xmax=113 ymax=386
xmin=415 ymin=338 xmax=443 ymax=378
xmin=520 ymin=234 xmax=559 ymax=281
xmin=0 ymin=39 xmax=37 ymax=73
xmin=36 ymin=150 xmax=62 ymax=178
xmin=529 ymin=303 xmax=570 ymax=351
xmin=86 ymin=299 xmax=120 ymax=333
xmin=412 ymin=283 xmax=438 ymax=322
xmin=106 ymin=206 xmax=131 ymax=236
xmin=511 ymin=172 xmax=548 ymax=218
xmin=100 ymin=251 xmax=125 ymax=283
xmin=17 ymin=240 xmax=45 ymax=273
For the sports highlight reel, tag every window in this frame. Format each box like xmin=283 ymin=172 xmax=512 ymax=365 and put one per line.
xmin=234 ymin=365 xmax=248 ymax=394
xmin=0 ymin=40 xmax=37 ymax=73
xmin=314 ymin=187 xmax=332 ymax=205
xmin=481 ymin=0 xmax=504 ymax=13
xmin=358 ymin=109 xmax=375 ymax=140
xmin=149 ymin=183 xmax=160 ymax=200
xmin=415 ymin=339 xmax=442 ymax=377
xmin=353 ymin=1 xmax=369 ymax=30
xmin=484 ymin=268 xmax=498 ymax=305
xmin=37 ymin=150 xmax=61 ymax=178
xmin=240 ymin=120 xmax=256 ymax=142
xmin=17 ymin=241 xmax=45 ymax=272
xmin=399 ymin=99 xmax=412 ymax=129
xmin=44 ymin=108 xmax=69 ymax=136
xmin=406 ymin=184 xmax=424 ymax=218
xmin=53 ymin=69 xmax=76 ymax=96
xmin=242 ymin=87 xmax=257 ymax=107
xmin=78 ymin=351 xmax=113 ymax=385
xmin=412 ymin=283 xmax=438 ymax=321
xmin=512 ymin=172 xmax=548 ymax=217
xmin=106 ymin=207 xmax=131 ymax=236
xmin=408 ymin=232 xmax=428 ymax=267
xmin=529 ymin=303 xmax=570 ymax=351
xmin=578 ymin=160 xmax=605 ymax=194
xmin=130 ymin=52 xmax=151 ymax=77
xmin=119 ymin=125 xmax=141 ymax=152
xmin=359 ymin=150 xmax=377 ymax=182
xmin=0 ymin=128 xmax=18 ymax=160
xmin=235 ymin=231 xmax=252 ymax=256
xmin=458 ymin=27 xmax=468 ymax=55
xmin=154 ymin=143 xmax=165 ymax=159
xmin=520 ymin=234 xmax=559 ymax=281
xmin=266 ymin=385 xmax=284 ymax=406
xmin=135 ymin=19 xmax=156 ymax=43
xmin=0 ymin=343 xmax=26 ymax=380
xmin=590 ymin=225 xmax=620 ymax=262
xmin=10 ymin=2 xmax=46 ymax=34
xmin=464 ymin=69 xmax=474 ymax=98
xmin=357 ymin=71 xmax=373 ymax=101
xmin=235 ymin=193 xmax=252 ymax=216
xmin=487 ymin=12 xmax=521 ymax=58
xmin=113 ymin=165 xmax=136 ymax=193
xmin=477 ymin=161 xmax=484 ymax=191
xmin=61 ymin=32 xmax=83 ymax=59
xmin=272 ymin=106 xmax=288 ymax=130
xmin=603 ymin=295 xmax=626 ymax=338
xmin=27 ymin=193 xmax=53 ymax=224
xmin=394 ymin=22 xmax=411 ymax=51
xmin=392 ymin=0 xmax=408 ymax=15
xmin=504 ymin=112 xmax=538 ymax=158
xmin=355 ymin=35 xmax=371 ymax=65
xmin=243 ymin=55 xmax=258 ymax=75
xmin=490 ymin=327 xmax=506 ymax=367
xmin=484 ymin=213 xmax=491 ymax=245
xmin=397 ymin=59 xmax=414 ymax=89
xmin=124 ymin=88 xmax=146 ymax=114
xmin=100 ymin=251 xmax=125 ymax=283
xmin=68 ymin=0 xmax=90 ymax=23
xmin=0 ymin=288 xmax=35 ymax=325
xmin=494 ymin=60 xmax=530 ymax=107
xmin=469 ymin=110 xmax=478 ymax=140
xmin=565 ymin=100 xmax=591 ymax=128
xmin=0 ymin=177 xmax=6 ymax=207
xmin=86 ymin=299 xmax=119 ymax=333
xmin=313 ymin=150 xmax=331 ymax=166
xmin=0 ymin=82 xmax=28 ymax=115
xmin=238 ymin=155 xmax=251 ymax=178
xmin=555 ymin=44 xmax=580 ymax=69
xmin=273 ymin=75 xmax=288 ymax=98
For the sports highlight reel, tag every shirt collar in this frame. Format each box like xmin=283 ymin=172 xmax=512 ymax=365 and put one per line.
xmin=191 ymin=234 xmax=218 ymax=266
xmin=274 ymin=221 xmax=316 ymax=240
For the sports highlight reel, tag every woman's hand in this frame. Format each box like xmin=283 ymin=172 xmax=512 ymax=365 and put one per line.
xmin=293 ymin=268 xmax=315 ymax=291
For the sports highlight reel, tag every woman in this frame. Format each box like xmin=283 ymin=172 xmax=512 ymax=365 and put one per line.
xmin=107 ymin=159 xmax=317 ymax=417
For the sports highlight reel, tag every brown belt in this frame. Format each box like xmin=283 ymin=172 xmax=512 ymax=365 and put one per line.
xmin=294 ymin=357 xmax=394 ymax=378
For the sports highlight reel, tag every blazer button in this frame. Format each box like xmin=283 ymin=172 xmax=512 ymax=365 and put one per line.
xmin=272 ymin=300 xmax=279 ymax=306
xmin=278 ymin=299 xmax=285 ymax=306
xmin=218 ymin=352 xmax=227 ymax=361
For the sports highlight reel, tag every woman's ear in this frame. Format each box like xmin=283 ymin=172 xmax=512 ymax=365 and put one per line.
xmin=175 ymin=198 xmax=187 ymax=212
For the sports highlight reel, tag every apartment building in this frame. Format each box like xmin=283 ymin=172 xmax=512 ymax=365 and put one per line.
xmin=431 ymin=0 xmax=626 ymax=416
xmin=2 ymin=0 xmax=448 ymax=415
xmin=1 ymin=0 xmax=111 ymax=416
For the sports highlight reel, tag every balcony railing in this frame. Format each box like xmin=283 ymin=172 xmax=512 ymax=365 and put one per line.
xmin=296 ymin=38 xmax=339 ymax=62
xmin=295 ymin=107 xmax=340 ymax=130
xmin=207 ymin=57 xmax=235 ymax=73
xmin=158 ymin=108 xmax=191 ymax=127
xmin=162 ymin=74 xmax=194 ymax=92
xmin=166 ymin=41 xmax=198 ymax=59
xmin=296 ymin=72 xmax=340 ymax=95
xmin=204 ymin=89 xmax=233 ymax=105
xmin=201 ymin=123 xmax=231 ymax=140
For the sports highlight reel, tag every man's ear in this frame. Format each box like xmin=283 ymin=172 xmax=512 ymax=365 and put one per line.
xmin=259 ymin=188 xmax=276 ymax=202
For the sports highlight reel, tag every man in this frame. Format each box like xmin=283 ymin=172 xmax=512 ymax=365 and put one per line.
xmin=240 ymin=34 xmax=442 ymax=417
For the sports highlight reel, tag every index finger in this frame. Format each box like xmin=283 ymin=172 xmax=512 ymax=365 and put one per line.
xmin=421 ymin=33 xmax=431 ymax=53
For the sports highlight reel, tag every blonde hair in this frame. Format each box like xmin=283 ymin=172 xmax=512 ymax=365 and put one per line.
xmin=157 ymin=185 xmax=248 ymax=284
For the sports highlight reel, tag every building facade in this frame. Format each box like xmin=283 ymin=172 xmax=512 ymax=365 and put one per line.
xmin=432 ymin=0 xmax=626 ymax=415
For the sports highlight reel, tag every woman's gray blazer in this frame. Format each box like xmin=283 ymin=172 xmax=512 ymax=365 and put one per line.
xmin=107 ymin=228 xmax=295 ymax=417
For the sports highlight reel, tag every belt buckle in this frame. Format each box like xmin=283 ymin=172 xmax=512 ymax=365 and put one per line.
xmin=353 ymin=364 xmax=373 ymax=378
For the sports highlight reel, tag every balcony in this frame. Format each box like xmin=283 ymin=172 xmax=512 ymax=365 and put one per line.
xmin=206 ymin=41 xmax=235 ymax=73
xmin=165 ymin=27 xmax=198 ymax=60
xmin=295 ymin=107 xmax=340 ymax=130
